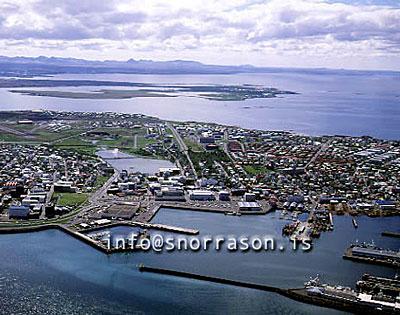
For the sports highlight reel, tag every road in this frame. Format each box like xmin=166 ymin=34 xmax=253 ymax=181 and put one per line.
xmin=166 ymin=122 xmax=198 ymax=179
xmin=88 ymin=170 xmax=119 ymax=204
xmin=133 ymin=134 xmax=138 ymax=149
xmin=305 ymin=140 xmax=331 ymax=170
xmin=0 ymin=123 xmax=35 ymax=139
xmin=223 ymin=130 xmax=235 ymax=163
xmin=50 ymin=127 xmax=98 ymax=144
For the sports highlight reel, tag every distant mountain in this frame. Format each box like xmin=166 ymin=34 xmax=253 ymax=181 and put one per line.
xmin=0 ymin=55 xmax=397 ymax=77
xmin=0 ymin=55 xmax=257 ymax=77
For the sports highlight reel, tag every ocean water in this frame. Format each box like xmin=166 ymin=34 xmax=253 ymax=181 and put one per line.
xmin=0 ymin=209 xmax=398 ymax=314
xmin=0 ymin=71 xmax=399 ymax=139
xmin=0 ymin=70 xmax=399 ymax=313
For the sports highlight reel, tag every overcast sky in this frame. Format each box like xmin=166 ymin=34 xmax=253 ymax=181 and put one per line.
xmin=0 ymin=0 xmax=399 ymax=70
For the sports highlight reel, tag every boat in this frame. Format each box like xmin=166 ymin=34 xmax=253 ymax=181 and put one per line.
xmin=352 ymin=217 xmax=358 ymax=228
xmin=299 ymin=274 xmax=400 ymax=314
xmin=343 ymin=241 xmax=400 ymax=268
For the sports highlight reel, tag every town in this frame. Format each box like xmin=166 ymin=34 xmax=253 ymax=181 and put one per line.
xmin=0 ymin=110 xmax=399 ymax=245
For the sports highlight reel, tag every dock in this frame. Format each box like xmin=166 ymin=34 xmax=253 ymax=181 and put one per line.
xmin=158 ymin=203 xmax=269 ymax=215
xmin=343 ymin=246 xmax=400 ymax=268
xmin=78 ymin=221 xmax=199 ymax=235
xmin=289 ymin=221 xmax=311 ymax=242
xmin=133 ymin=221 xmax=199 ymax=235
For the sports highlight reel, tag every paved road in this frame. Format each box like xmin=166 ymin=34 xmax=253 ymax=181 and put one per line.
xmin=166 ymin=122 xmax=198 ymax=179
xmin=0 ymin=124 xmax=35 ymax=139
xmin=51 ymin=127 xmax=98 ymax=144
xmin=133 ymin=134 xmax=138 ymax=149
xmin=223 ymin=130 xmax=235 ymax=163
xmin=88 ymin=170 xmax=119 ymax=204
xmin=305 ymin=140 xmax=331 ymax=169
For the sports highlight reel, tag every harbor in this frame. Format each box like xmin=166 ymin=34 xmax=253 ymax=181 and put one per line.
xmin=139 ymin=265 xmax=400 ymax=314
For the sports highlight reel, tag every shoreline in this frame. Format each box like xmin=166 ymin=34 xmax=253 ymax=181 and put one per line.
xmin=0 ymin=109 xmax=399 ymax=141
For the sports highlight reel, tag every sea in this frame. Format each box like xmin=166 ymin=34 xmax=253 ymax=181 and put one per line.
xmin=0 ymin=70 xmax=399 ymax=314
xmin=0 ymin=71 xmax=399 ymax=139
xmin=0 ymin=209 xmax=399 ymax=314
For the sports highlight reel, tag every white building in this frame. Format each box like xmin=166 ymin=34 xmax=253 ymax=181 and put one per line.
xmin=189 ymin=190 xmax=215 ymax=201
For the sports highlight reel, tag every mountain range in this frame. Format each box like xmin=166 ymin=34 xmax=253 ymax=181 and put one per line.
xmin=0 ymin=55 xmax=397 ymax=77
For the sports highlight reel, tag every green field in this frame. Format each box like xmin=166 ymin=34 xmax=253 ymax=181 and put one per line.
xmin=94 ymin=175 xmax=109 ymax=187
xmin=243 ymin=164 xmax=268 ymax=174
xmin=10 ymin=89 xmax=173 ymax=99
xmin=54 ymin=192 xmax=88 ymax=207
xmin=183 ymin=138 xmax=203 ymax=151
xmin=136 ymin=135 xmax=158 ymax=149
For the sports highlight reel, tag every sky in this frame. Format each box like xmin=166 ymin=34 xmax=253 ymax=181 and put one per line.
xmin=0 ymin=0 xmax=399 ymax=70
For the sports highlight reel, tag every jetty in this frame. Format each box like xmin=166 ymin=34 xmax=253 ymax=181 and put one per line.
xmin=78 ymin=220 xmax=199 ymax=235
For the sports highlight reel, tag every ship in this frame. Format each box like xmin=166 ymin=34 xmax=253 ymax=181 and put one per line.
xmin=343 ymin=241 xmax=400 ymax=268
xmin=288 ymin=274 xmax=400 ymax=314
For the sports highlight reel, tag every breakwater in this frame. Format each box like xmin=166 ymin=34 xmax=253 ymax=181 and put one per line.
xmin=139 ymin=265 xmax=400 ymax=314
xmin=139 ymin=264 xmax=285 ymax=294
xmin=382 ymin=231 xmax=400 ymax=238
xmin=0 ymin=224 xmax=109 ymax=253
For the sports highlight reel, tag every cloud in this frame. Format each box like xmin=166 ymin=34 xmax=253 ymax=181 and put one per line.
xmin=0 ymin=0 xmax=398 ymax=69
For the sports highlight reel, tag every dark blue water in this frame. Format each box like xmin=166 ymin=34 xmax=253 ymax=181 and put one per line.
xmin=0 ymin=72 xmax=399 ymax=139
xmin=0 ymin=209 xmax=398 ymax=314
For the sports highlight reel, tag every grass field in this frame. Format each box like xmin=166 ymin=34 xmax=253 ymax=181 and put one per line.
xmin=243 ymin=164 xmax=268 ymax=174
xmin=94 ymin=175 xmax=109 ymax=187
xmin=183 ymin=138 xmax=203 ymax=151
xmin=136 ymin=135 xmax=158 ymax=148
xmin=54 ymin=192 xmax=88 ymax=207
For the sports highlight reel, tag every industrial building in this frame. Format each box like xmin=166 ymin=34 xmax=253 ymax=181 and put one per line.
xmin=101 ymin=203 xmax=139 ymax=220
xmin=8 ymin=206 xmax=30 ymax=218
xmin=218 ymin=191 xmax=230 ymax=201
xmin=189 ymin=190 xmax=215 ymax=201
xmin=238 ymin=202 xmax=261 ymax=211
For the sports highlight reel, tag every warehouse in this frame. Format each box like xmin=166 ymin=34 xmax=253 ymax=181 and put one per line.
xmin=9 ymin=206 xmax=30 ymax=218
xmin=238 ymin=202 xmax=261 ymax=211
xmin=101 ymin=203 xmax=139 ymax=220
xmin=189 ymin=190 xmax=215 ymax=201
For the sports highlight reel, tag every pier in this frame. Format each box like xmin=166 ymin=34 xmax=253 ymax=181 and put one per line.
xmin=78 ymin=220 xmax=199 ymax=235
xmin=158 ymin=203 xmax=269 ymax=215
xmin=133 ymin=221 xmax=199 ymax=235
xmin=343 ymin=246 xmax=400 ymax=268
